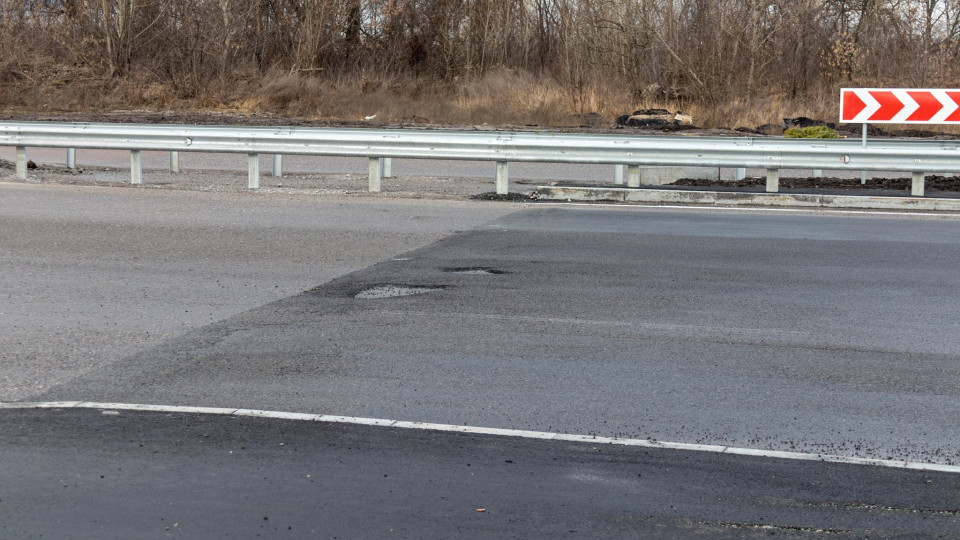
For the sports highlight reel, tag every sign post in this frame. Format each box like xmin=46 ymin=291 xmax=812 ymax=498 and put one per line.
xmin=861 ymin=123 xmax=867 ymax=184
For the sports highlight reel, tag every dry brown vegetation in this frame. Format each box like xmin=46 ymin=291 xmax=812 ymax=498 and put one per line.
xmin=3 ymin=0 xmax=960 ymax=128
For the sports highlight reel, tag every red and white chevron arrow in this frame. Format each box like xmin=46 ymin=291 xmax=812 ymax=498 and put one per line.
xmin=840 ymin=88 xmax=960 ymax=123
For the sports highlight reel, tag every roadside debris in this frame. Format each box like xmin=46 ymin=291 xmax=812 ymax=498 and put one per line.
xmin=616 ymin=109 xmax=696 ymax=129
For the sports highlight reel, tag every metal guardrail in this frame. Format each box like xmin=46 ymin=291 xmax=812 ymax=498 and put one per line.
xmin=2 ymin=121 xmax=959 ymax=196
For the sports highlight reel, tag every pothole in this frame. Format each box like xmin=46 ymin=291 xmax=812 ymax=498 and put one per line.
xmin=443 ymin=267 xmax=507 ymax=275
xmin=355 ymin=285 xmax=442 ymax=299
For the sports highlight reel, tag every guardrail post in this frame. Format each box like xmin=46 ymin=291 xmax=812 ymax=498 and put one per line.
xmin=496 ymin=161 xmax=509 ymax=194
xmin=813 ymin=169 xmax=823 ymax=177
xmin=380 ymin=157 xmax=393 ymax=179
xmin=66 ymin=148 xmax=76 ymax=169
xmin=169 ymin=151 xmax=179 ymax=173
xmin=130 ymin=150 xmax=143 ymax=185
xmin=765 ymin=168 xmax=779 ymax=193
xmin=15 ymin=146 xmax=27 ymax=179
xmin=613 ymin=165 xmax=625 ymax=185
xmin=368 ymin=157 xmax=382 ymax=192
xmin=248 ymin=154 xmax=260 ymax=189
xmin=735 ymin=167 xmax=746 ymax=181
xmin=272 ymin=154 xmax=282 ymax=177
xmin=912 ymin=172 xmax=925 ymax=197
xmin=626 ymin=165 xmax=640 ymax=187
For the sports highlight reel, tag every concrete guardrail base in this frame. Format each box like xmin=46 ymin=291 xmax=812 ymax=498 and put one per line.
xmin=533 ymin=186 xmax=960 ymax=212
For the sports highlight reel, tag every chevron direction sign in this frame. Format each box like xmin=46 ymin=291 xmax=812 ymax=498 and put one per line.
xmin=840 ymin=88 xmax=960 ymax=123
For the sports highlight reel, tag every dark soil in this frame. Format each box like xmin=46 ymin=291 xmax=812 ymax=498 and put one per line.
xmin=470 ymin=192 xmax=534 ymax=201
xmin=672 ymin=175 xmax=960 ymax=193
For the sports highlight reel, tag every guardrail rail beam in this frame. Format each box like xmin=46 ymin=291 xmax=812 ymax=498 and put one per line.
xmin=5 ymin=122 xmax=960 ymax=199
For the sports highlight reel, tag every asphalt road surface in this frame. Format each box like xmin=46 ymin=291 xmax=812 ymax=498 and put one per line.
xmin=0 ymin=183 xmax=515 ymax=401
xmin=3 ymin=181 xmax=960 ymax=537
xmin=3 ymin=407 xmax=958 ymax=539
xmin=31 ymin=203 xmax=960 ymax=464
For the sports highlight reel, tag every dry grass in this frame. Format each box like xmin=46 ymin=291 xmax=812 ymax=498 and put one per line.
xmin=6 ymin=66 xmax=960 ymax=136
xmin=235 ymin=69 xmax=583 ymax=125
xmin=687 ymin=95 xmax=811 ymax=129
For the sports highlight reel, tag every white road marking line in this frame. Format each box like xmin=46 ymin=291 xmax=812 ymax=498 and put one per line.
xmin=3 ymin=400 xmax=959 ymax=474
xmin=537 ymin=201 xmax=960 ymax=218
xmin=234 ymin=409 xmax=322 ymax=421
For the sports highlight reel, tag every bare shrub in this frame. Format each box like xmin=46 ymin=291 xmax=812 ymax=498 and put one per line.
xmin=5 ymin=0 xmax=960 ymax=127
